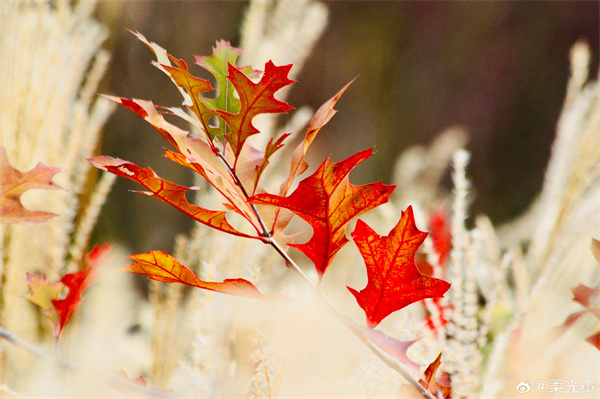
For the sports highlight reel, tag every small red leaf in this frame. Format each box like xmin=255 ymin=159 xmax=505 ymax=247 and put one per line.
xmin=348 ymin=206 xmax=451 ymax=328
xmin=25 ymin=245 xmax=112 ymax=340
xmin=572 ymin=284 xmax=600 ymax=320
xmin=419 ymin=353 xmax=452 ymax=399
xmin=122 ymin=251 xmax=278 ymax=299
xmin=429 ymin=206 xmax=452 ymax=267
xmin=250 ymin=149 xmax=394 ymax=279
xmin=0 ymin=147 xmax=63 ymax=224
xmin=586 ymin=331 xmax=600 ymax=350
xmin=218 ymin=61 xmax=294 ymax=162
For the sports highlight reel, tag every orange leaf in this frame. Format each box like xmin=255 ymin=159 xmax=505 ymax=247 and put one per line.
xmin=122 ymin=251 xmax=277 ymax=299
xmin=586 ymin=332 xmax=600 ymax=350
xmin=280 ymin=79 xmax=355 ymax=197
xmin=25 ymin=245 xmax=112 ymax=340
xmin=218 ymin=61 xmax=294 ymax=163
xmin=348 ymin=206 xmax=451 ymax=328
xmin=250 ymin=149 xmax=394 ymax=279
xmin=253 ymin=133 xmax=290 ymax=195
xmin=419 ymin=353 xmax=452 ymax=399
xmin=572 ymin=283 xmax=600 ymax=320
xmin=0 ymin=147 xmax=63 ymax=224
xmin=88 ymin=156 xmax=258 ymax=238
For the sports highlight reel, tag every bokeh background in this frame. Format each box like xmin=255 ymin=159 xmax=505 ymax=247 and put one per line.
xmin=92 ymin=1 xmax=599 ymax=254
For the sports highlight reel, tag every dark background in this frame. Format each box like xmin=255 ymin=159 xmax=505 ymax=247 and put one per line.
xmin=92 ymin=1 xmax=599 ymax=254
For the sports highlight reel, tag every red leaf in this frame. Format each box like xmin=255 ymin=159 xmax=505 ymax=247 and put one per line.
xmin=250 ymin=149 xmax=395 ymax=279
xmin=25 ymin=245 xmax=112 ymax=340
xmin=122 ymin=251 xmax=277 ymax=299
xmin=348 ymin=206 xmax=451 ymax=328
xmin=0 ymin=147 xmax=63 ymax=224
xmin=429 ymin=206 xmax=452 ymax=267
xmin=586 ymin=331 xmax=600 ymax=350
xmin=279 ymin=79 xmax=355 ymax=197
xmin=572 ymin=284 xmax=600 ymax=320
xmin=218 ymin=61 xmax=294 ymax=163
xmin=88 ymin=156 xmax=258 ymax=238
xmin=419 ymin=353 xmax=452 ymax=399
xmin=558 ymin=239 xmax=600 ymax=350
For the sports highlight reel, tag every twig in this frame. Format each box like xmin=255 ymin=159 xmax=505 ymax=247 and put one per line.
xmin=0 ymin=326 xmax=170 ymax=398
xmin=0 ymin=326 xmax=46 ymax=359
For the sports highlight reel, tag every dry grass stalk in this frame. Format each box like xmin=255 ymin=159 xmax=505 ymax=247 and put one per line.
xmin=0 ymin=0 xmax=115 ymax=390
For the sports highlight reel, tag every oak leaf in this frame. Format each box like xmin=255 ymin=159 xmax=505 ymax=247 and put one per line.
xmin=348 ymin=206 xmax=451 ymax=328
xmin=419 ymin=353 xmax=452 ymax=399
xmin=88 ymin=156 xmax=258 ymax=238
xmin=279 ymin=79 xmax=355 ymax=197
xmin=0 ymin=147 xmax=63 ymax=224
xmin=122 ymin=251 xmax=276 ymax=299
xmin=25 ymin=245 xmax=112 ymax=339
xmin=558 ymin=238 xmax=600 ymax=350
xmin=218 ymin=60 xmax=294 ymax=164
xmin=250 ymin=148 xmax=395 ymax=278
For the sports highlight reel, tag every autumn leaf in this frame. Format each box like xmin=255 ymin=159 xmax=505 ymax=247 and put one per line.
xmin=557 ymin=238 xmax=600 ymax=350
xmin=130 ymin=30 xmax=221 ymax=142
xmin=250 ymin=149 xmax=395 ymax=278
xmin=0 ymin=147 xmax=63 ymax=224
xmin=279 ymin=79 xmax=355 ymax=197
xmin=121 ymin=251 xmax=277 ymax=299
xmin=253 ymin=133 xmax=290 ymax=195
xmin=259 ymin=80 xmax=354 ymax=244
xmin=24 ymin=273 xmax=63 ymax=326
xmin=25 ymin=245 xmax=112 ymax=339
xmin=572 ymin=283 xmax=600 ymax=320
xmin=419 ymin=353 xmax=452 ymax=399
xmin=88 ymin=156 xmax=259 ymax=238
xmin=587 ymin=332 xmax=600 ymax=350
xmin=195 ymin=40 xmax=260 ymax=118
xmin=348 ymin=206 xmax=451 ymax=328
xmin=342 ymin=316 xmax=421 ymax=371
xmin=218 ymin=60 xmax=294 ymax=164
xmin=429 ymin=205 xmax=452 ymax=267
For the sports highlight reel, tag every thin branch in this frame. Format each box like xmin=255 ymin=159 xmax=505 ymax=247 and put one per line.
xmin=0 ymin=326 xmax=46 ymax=359
xmin=0 ymin=326 xmax=170 ymax=398
xmin=268 ymin=232 xmax=434 ymax=399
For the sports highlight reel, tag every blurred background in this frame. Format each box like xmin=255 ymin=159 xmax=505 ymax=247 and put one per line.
xmin=92 ymin=1 xmax=599 ymax=254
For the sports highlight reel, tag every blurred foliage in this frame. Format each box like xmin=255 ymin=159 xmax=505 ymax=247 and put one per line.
xmin=93 ymin=1 xmax=598 ymax=253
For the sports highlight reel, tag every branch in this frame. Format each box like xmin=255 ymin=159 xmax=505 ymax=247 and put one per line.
xmin=0 ymin=326 xmax=170 ymax=398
